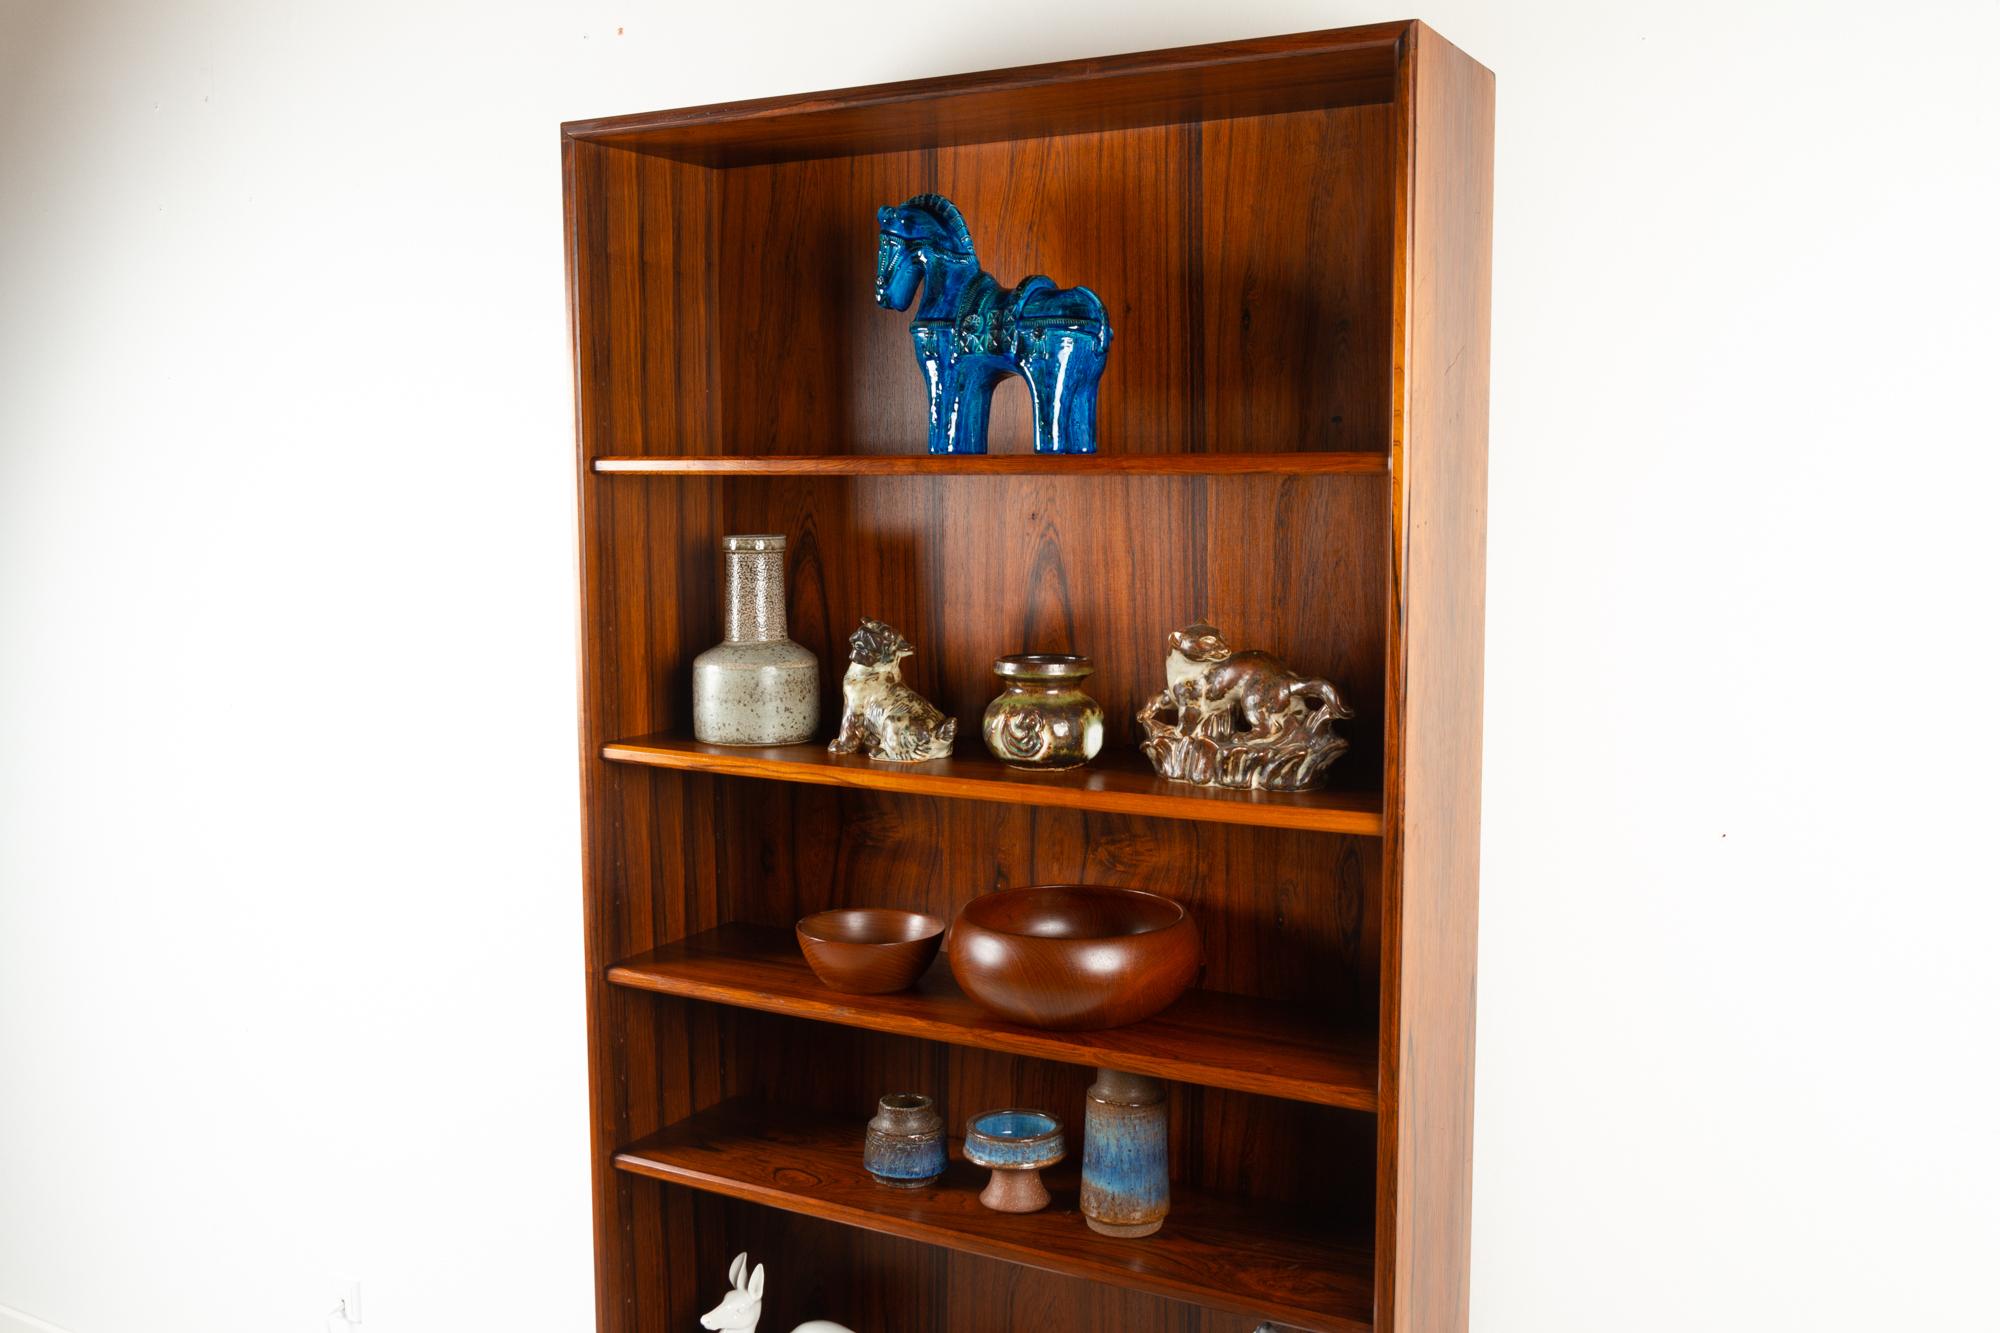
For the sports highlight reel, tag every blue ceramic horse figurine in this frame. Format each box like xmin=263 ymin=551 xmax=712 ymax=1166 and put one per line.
xmin=875 ymin=194 xmax=1112 ymax=455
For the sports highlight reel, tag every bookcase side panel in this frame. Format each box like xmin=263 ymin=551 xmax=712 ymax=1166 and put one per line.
xmin=1376 ymin=24 xmax=1494 ymax=1333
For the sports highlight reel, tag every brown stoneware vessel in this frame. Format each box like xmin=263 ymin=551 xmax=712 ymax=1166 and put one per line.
xmin=796 ymin=909 xmax=946 ymax=994
xmin=947 ymin=885 xmax=1202 ymax=1029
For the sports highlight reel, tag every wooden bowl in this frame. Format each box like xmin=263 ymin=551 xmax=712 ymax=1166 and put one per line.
xmin=948 ymin=885 xmax=1202 ymax=1029
xmin=796 ymin=909 xmax=946 ymax=994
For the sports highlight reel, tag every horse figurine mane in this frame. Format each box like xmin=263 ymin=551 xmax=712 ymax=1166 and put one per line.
xmin=897 ymin=192 xmax=975 ymax=253
xmin=875 ymin=193 xmax=1112 ymax=454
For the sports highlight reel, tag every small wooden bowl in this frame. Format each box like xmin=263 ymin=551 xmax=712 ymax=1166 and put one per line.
xmin=796 ymin=908 xmax=946 ymax=994
xmin=948 ymin=885 xmax=1202 ymax=1029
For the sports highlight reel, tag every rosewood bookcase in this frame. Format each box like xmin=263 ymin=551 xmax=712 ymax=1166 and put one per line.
xmin=564 ymin=21 xmax=1491 ymax=1332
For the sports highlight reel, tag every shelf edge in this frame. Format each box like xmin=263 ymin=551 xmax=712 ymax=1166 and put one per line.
xmin=606 ymin=950 xmax=1378 ymax=1112
xmin=599 ymin=739 xmax=1386 ymax=837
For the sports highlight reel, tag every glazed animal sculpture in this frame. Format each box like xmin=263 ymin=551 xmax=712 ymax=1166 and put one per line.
xmin=829 ymin=618 xmax=957 ymax=762
xmin=700 ymin=1252 xmax=854 ymax=1333
xmin=876 ymin=193 xmax=1112 ymax=454
xmin=1137 ymin=623 xmax=1354 ymax=792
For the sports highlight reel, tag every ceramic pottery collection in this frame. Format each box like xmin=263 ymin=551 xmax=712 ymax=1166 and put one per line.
xmin=1080 ymin=1068 xmax=1170 ymax=1238
xmin=980 ymin=654 xmax=1104 ymax=769
xmin=687 ymin=540 xmax=1355 ymax=792
xmin=875 ymin=194 xmax=1111 ymax=455
xmin=691 ymin=534 xmax=820 ymax=746
xmin=863 ymin=1093 xmax=947 ymax=1188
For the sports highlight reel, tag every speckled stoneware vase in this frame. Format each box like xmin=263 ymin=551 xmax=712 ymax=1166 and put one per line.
xmin=692 ymin=534 xmax=819 ymax=746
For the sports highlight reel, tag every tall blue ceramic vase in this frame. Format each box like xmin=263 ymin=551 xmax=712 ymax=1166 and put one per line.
xmin=1081 ymin=1068 xmax=1169 ymax=1237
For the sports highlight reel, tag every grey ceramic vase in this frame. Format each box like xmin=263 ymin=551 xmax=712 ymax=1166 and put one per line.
xmin=692 ymin=534 xmax=819 ymax=746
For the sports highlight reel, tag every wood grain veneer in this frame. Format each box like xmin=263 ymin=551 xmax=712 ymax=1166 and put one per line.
xmin=601 ymin=734 xmax=1384 ymax=834
xmin=567 ymin=20 xmax=1490 ymax=1332
xmin=609 ymin=923 xmax=1377 ymax=1109
xmin=1374 ymin=23 xmax=1494 ymax=1333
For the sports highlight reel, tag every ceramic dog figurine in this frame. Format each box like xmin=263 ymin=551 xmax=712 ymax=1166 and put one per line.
xmin=1137 ymin=622 xmax=1353 ymax=791
xmin=828 ymin=618 xmax=957 ymax=762
xmin=701 ymin=1252 xmax=854 ymax=1333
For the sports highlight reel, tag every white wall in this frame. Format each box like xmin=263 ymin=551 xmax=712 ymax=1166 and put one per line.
xmin=3 ymin=1 xmax=1996 ymax=1330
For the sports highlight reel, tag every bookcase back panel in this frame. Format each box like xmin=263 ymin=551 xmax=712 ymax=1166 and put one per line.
xmin=676 ymin=1011 xmax=1375 ymax=1218
xmin=572 ymin=103 xmax=1395 ymax=460
xmin=708 ymin=782 xmax=1381 ymax=1015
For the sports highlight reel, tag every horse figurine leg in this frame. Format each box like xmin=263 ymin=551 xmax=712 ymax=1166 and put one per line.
xmin=1021 ymin=333 xmax=1105 ymax=454
xmin=941 ymin=371 xmax=1001 ymax=454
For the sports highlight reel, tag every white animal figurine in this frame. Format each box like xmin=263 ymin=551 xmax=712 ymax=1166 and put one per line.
xmin=700 ymin=1252 xmax=855 ymax=1333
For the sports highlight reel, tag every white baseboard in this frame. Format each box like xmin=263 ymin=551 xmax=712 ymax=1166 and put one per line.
xmin=0 ymin=1304 xmax=74 ymax=1333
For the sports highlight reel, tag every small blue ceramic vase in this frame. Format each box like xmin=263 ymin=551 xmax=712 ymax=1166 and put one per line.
xmin=864 ymin=1093 xmax=945 ymax=1189
xmin=1081 ymin=1068 xmax=1169 ymax=1237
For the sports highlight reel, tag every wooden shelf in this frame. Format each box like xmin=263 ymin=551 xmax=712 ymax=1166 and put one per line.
xmin=592 ymin=452 xmax=1389 ymax=476
xmin=613 ymin=1098 xmax=1375 ymax=1332
xmin=601 ymin=735 xmax=1385 ymax=836
xmin=609 ymin=924 xmax=1378 ymax=1110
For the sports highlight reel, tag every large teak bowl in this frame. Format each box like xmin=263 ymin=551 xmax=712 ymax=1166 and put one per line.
xmin=948 ymin=885 xmax=1202 ymax=1029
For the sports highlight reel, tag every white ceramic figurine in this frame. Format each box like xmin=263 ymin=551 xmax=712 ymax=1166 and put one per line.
xmin=700 ymin=1252 xmax=855 ymax=1333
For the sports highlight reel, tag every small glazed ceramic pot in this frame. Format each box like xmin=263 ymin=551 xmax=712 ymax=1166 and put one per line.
xmin=981 ymin=654 xmax=1104 ymax=770
xmin=864 ymin=1093 xmax=946 ymax=1188
xmin=1081 ymin=1068 xmax=1170 ymax=1237
xmin=962 ymin=1109 xmax=1065 ymax=1213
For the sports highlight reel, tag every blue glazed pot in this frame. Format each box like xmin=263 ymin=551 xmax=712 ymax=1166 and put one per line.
xmin=1081 ymin=1068 xmax=1169 ymax=1237
xmin=963 ymin=1109 xmax=1065 ymax=1213
xmin=864 ymin=1093 xmax=945 ymax=1188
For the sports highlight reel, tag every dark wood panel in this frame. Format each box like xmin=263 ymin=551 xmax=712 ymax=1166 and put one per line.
xmin=1202 ymin=105 xmax=1397 ymax=464
xmin=707 ymin=473 xmax=1389 ymax=771
xmin=565 ymin=24 xmax=1407 ymax=165
xmin=706 ymin=781 xmax=1381 ymax=1014
xmin=937 ymin=123 xmax=1192 ymax=457
xmin=602 ymin=734 xmax=1383 ymax=835
xmin=675 ymin=1192 xmax=1288 ymax=1333
xmin=616 ymin=1099 xmax=1374 ymax=1331
xmin=708 ymin=110 xmax=1394 ymax=459
xmin=1375 ymin=23 xmax=1494 ymax=1333
xmin=609 ymin=923 xmax=1377 ymax=1108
